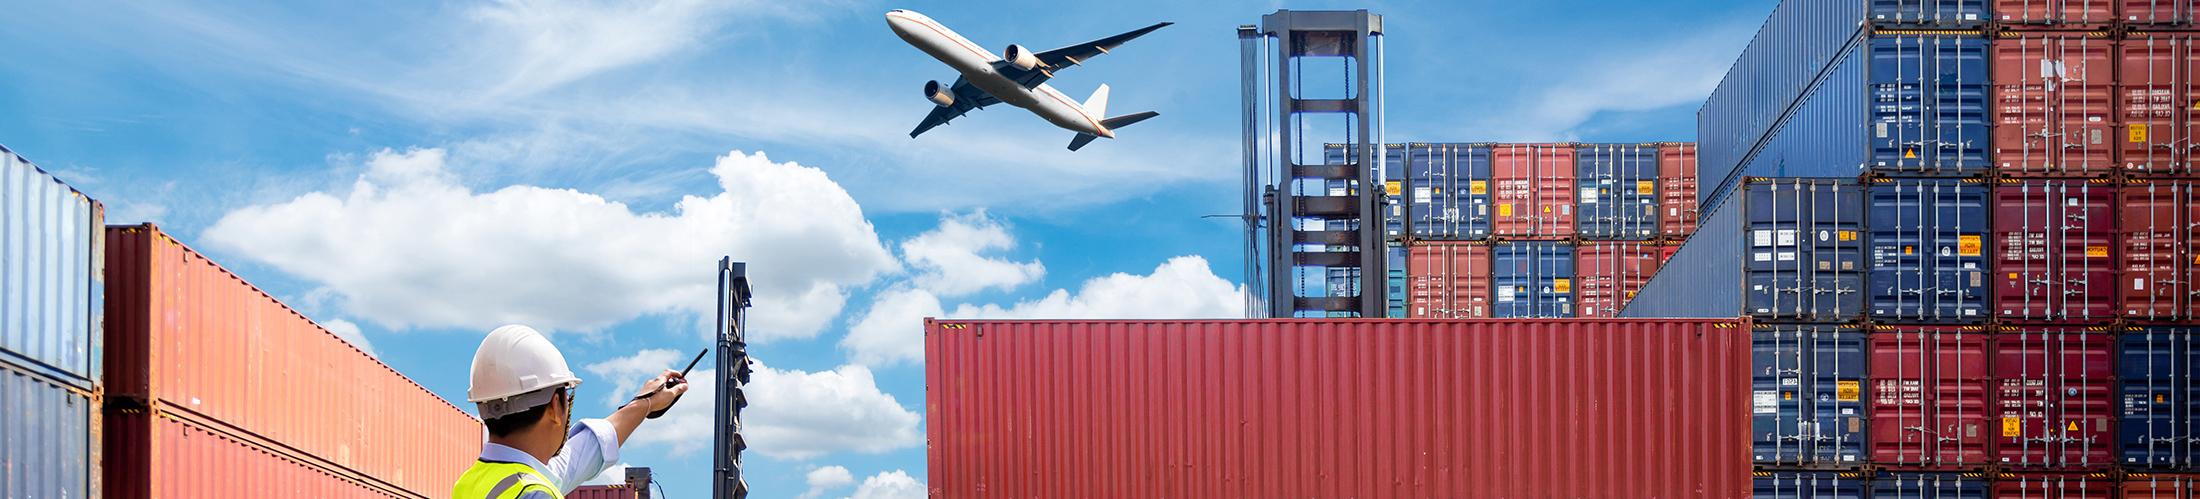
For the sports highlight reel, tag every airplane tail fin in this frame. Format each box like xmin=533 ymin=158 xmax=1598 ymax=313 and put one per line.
xmin=1082 ymin=84 xmax=1110 ymax=117
xmin=1069 ymin=133 xmax=1100 ymax=151
xmin=1067 ymin=111 xmax=1161 ymax=151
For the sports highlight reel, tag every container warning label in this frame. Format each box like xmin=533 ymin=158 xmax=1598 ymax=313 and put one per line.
xmin=2002 ymin=417 xmax=2022 ymax=437
xmin=1498 ymin=203 xmax=1513 ymax=217
xmin=2086 ymin=246 xmax=2108 ymax=258
xmin=1958 ymin=235 xmax=1982 ymax=256
xmin=1754 ymin=391 xmax=1778 ymax=414
xmin=1637 ymin=181 xmax=1655 ymax=195
xmin=1470 ymin=180 xmax=1487 ymax=195
xmin=1385 ymin=181 xmax=1402 ymax=196
xmin=2132 ymin=124 xmax=2149 ymax=143
xmin=1582 ymin=188 xmax=1599 ymax=203
xmin=1553 ymin=278 xmax=1571 ymax=293
xmin=1836 ymin=381 xmax=1861 ymax=402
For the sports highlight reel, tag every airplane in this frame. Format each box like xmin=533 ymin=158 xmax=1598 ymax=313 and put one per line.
xmin=886 ymin=9 xmax=1170 ymax=151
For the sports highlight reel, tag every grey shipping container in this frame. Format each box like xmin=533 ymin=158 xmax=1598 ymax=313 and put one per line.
xmin=0 ymin=360 xmax=98 ymax=499
xmin=1865 ymin=179 xmax=1991 ymax=323
xmin=2119 ymin=327 xmax=2198 ymax=469
xmin=1 ymin=143 xmax=103 ymax=388
xmin=1620 ymin=188 xmax=1743 ymax=318
xmin=1746 ymin=178 xmax=1867 ymax=322
xmin=1753 ymin=471 xmax=1865 ymax=499
xmin=1575 ymin=144 xmax=1661 ymax=240
xmin=1871 ymin=473 xmax=1987 ymax=498
xmin=1752 ymin=324 xmax=1868 ymax=466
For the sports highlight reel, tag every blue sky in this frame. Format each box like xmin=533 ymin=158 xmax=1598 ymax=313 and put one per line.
xmin=1 ymin=0 xmax=1768 ymax=497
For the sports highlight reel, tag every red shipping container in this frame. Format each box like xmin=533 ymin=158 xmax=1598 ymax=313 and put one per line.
xmin=107 ymin=407 xmax=407 ymax=498
xmin=2125 ymin=0 xmax=2200 ymax=24
xmin=1996 ymin=473 xmax=2117 ymax=499
xmin=2124 ymin=474 xmax=2200 ymax=498
xmin=1658 ymin=143 xmax=1700 ymax=237
xmin=2120 ymin=33 xmax=2199 ymax=176
xmin=1996 ymin=0 xmax=2117 ymax=25
xmin=924 ymin=319 xmax=1751 ymax=499
xmin=1406 ymin=241 xmax=1490 ymax=319
xmin=1491 ymin=144 xmax=1577 ymax=238
xmin=1576 ymin=242 xmax=1663 ymax=318
xmin=2118 ymin=179 xmax=2198 ymax=321
xmin=1994 ymin=327 xmax=2117 ymax=469
xmin=1870 ymin=326 xmax=1996 ymax=467
xmin=1996 ymin=33 xmax=2117 ymax=176
xmin=568 ymin=485 xmax=643 ymax=499
xmin=104 ymin=225 xmax=480 ymax=497
xmin=1993 ymin=179 xmax=2120 ymax=322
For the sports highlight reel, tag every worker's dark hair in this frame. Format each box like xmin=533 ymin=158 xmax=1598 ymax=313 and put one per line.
xmin=483 ymin=387 xmax=566 ymax=438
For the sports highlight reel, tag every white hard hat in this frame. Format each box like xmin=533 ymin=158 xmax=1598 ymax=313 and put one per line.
xmin=468 ymin=325 xmax=583 ymax=419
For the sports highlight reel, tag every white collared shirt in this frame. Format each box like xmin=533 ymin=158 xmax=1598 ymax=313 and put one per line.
xmin=476 ymin=418 xmax=622 ymax=496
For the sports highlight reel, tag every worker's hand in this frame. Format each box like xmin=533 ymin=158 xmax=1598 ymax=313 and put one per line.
xmin=634 ymin=369 xmax=689 ymax=413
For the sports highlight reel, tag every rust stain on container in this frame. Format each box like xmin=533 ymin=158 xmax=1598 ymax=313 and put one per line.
xmin=925 ymin=318 xmax=1751 ymax=498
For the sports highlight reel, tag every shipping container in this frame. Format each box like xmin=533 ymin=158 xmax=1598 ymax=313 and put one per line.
xmin=1868 ymin=179 xmax=1992 ymax=322
xmin=1751 ymin=324 xmax=1869 ymax=466
xmin=1576 ymin=144 xmax=1661 ymax=240
xmin=0 ymin=359 xmax=98 ymax=499
xmin=104 ymin=224 xmax=480 ymax=497
xmin=1576 ymin=242 xmax=1663 ymax=318
xmin=924 ymin=319 xmax=1752 ymax=499
xmin=1405 ymin=241 xmax=1490 ymax=319
xmin=1490 ymin=144 xmax=1577 ymax=238
xmin=1703 ymin=38 xmax=1872 ymax=212
xmin=1491 ymin=241 xmax=1575 ymax=318
xmin=1994 ymin=32 xmax=2117 ymax=177
xmin=2120 ymin=33 xmax=2198 ymax=176
xmin=1753 ymin=471 xmax=1865 ymax=499
xmin=1873 ymin=472 xmax=1989 ymax=498
xmin=569 ymin=485 xmax=643 ymax=499
xmin=1385 ymin=244 xmax=1407 ymax=318
xmin=1995 ymin=327 xmax=2117 ymax=469
xmin=2125 ymin=474 xmax=2200 ymax=498
xmin=1871 ymin=326 xmax=1996 ymax=467
xmin=1403 ymin=143 xmax=1492 ymax=240
xmin=1 ymin=144 xmax=103 ymax=389
xmin=2119 ymin=327 xmax=2199 ymax=469
xmin=2118 ymin=179 xmax=2198 ymax=321
xmin=2126 ymin=1 xmax=2200 ymax=25
xmin=1993 ymin=473 xmax=2116 ymax=498
xmin=1623 ymin=186 xmax=1744 ymax=318
xmin=1659 ymin=143 xmax=1700 ymax=238
xmin=1749 ymin=178 xmax=1867 ymax=322
xmin=1699 ymin=1 xmax=1867 ymax=210
xmin=1994 ymin=179 xmax=2119 ymax=323
xmin=107 ymin=407 xmax=405 ymax=498
xmin=1995 ymin=0 xmax=2116 ymax=26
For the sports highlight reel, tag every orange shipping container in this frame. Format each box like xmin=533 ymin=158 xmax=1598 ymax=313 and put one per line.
xmin=107 ymin=408 xmax=405 ymax=498
xmin=103 ymin=224 xmax=479 ymax=498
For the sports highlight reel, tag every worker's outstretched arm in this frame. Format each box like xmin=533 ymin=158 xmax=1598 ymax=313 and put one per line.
xmin=608 ymin=369 xmax=689 ymax=445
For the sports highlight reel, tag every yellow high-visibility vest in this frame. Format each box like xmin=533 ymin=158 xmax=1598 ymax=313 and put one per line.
xmin=452 ymin=461 xmax=562 ymax=499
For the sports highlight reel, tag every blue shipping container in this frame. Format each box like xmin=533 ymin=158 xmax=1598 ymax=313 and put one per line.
xmin=1700 ymin=0 xmax=1868 ymax=204
xmin=2119 ymin=327 xmax=2198 ymax=469
xmin=1576 ymin=144 xmax=1661 ymax=240
xmin=1403 ymin=143 xmax=1491 ymax=240
xmin=1621 ymin=190 xmax=1743 ymax=318
xmin=1492 ymin=241 xmax=1574 ymax=318
xmin=1871 ymin=473 xmax=1988 ymax=498
xmin=1747 ymin=178 xmax=1866 ymax=321
xmin=0 ymin=144 xmax=102 ymax=389
xmin=1385 ymin=244 xmax=1407 ymax=318
xmin=0 ymin=361 xmax=97 ymax=499
xmin=1754 ymin=472 xmax=1865 ymax=499
xmin=1752 ymin=324 xmax=1869 ymax=466
xmin=1866 ymin=179 xmax=1989 ymax=322
xmin=1702 ymin=43 xmax=1871 ymax=212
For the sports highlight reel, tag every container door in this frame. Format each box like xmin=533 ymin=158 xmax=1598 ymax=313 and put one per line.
xmin=1994 ymin=0 xmax=2116 ymax=25
xmin=1458 ymin=145 xmax=1493 ymax=240
xmin=1751 ymin=325 xmax=1868 ymax=465
xmin=1870 ymin=327 xmax=1994 ymax=466
xmin=1659 ymin=143 xmax=1699 ymax=237
xmin=1746 ymin=179 xmax=1866 ymax=321
xmin=1993 ymin=34 xmax=2116 ymax=176
xmin=2118 ymin=181 xmax=2196 ymax=321
xmin=1993 ymin=180 xmax=2118 ymax=322
xmin=2119 ymin=34 xmax=2195 ymax=176
xmin=2117 ymin=329 xmax=2195 ymax=469
xmin=2124 ymin=0 xmax=2200 ymax=26
xmin=1995 ymin=328 xmax=2117 ymax=469
xmin=1867 ymin=179 xmax=1991 ymax=322
xmin=1870 ymin=0 xmax=1988 ymax=25
xmin=1576 ymin=145 xmax=1660 ymax=240
xmin=1991 ymin=475 xmax=2116 ymax=499
xmin=1753 ymin=472 xmax=1864 ymax=499
xmin=1872 ymin=473 xmax=1988 ymax=499
xmin=1869 ymin=35 xmax=1992 ymax=176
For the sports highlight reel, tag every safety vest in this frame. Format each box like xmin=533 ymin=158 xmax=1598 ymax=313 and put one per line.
xmin=452 ymin=461 xmax=563 ymax=499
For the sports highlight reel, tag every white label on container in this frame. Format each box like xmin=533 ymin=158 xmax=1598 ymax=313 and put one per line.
xmin=2136 ymin=277 xmax=2147 ymax=290
xmin=1777 ymin=230 xmax=1798 ymax=246
xmin=1582 ymin=189 xmax=1600 ymax=203
xmin=1754 ymin=391 xmax=1779 ymax=414
xmin=1669 ymin=207 xmax=1679 ymax=216
xmin=1498 ymin=287 xmax=1516 ymax=302
xmin=1877 ymin=122 xmax=1889 ymax=138
xmin=1415 ymin=188 xmax=1433 ymax=203
xmin=1755 ymin=252 xmax=1773 ymax=262
xmin=1778 ymin=251 xmax=1797 ymax=262
xmin=1754 ymin=230 xmax=1775 ymax=247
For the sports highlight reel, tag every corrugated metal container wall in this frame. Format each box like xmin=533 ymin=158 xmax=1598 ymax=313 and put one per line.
xmin=2125 ymin=1 xmax=2200 ymax=24
xmin=1751 ymin=324 xmax=1869 ymax=466
xmin=1867 ymin=179 xmax=1992 ymax=322
xmin=1 ymin=144 xmax=103 ymax=388
xmin=1753 ymin=471 xmax=1865 ymax=499
xmin=1383 ymin=144 xmax=1405 ymax=239
xmin=1993 ymin=474 xmax=2116 ymax=499
xmin=107 ymin=408 xmax=402 ymax=499
xmin=1575 ymin=242 xmax=1661 ymax=318
xmin=923 ymin=319 xmax=1752 ymax=499
xmin=1993 ymin=33 xmax=2117 ymax=177
xmin=1 ymin=361 xmax=98 ymax=499
xmin=568 ymin=485 xmax=642 ymax=499
xmin=1995 ymin=0 xmax=2116 ymax=25
xmin=1994 ymin=179 xmax=2119 ymax=323
xmin=2118 ymin=327 xmax=2198 ymax=469
xmin=1873 ymin=0 xmax=1991 ymax=24
xmin=1873 ymin=472 xmax=1989 ymax=498
xmin=1704 ymin=41 xmax=1871 ymax=213
xmin=1659 ymin=143 xmax=1700 ymax=238
xmin=1622 ymin=192 xmax=1743 ymax=318
xmin=1490 ymin=144 xmax=1576 ymax=238
xmin=1869 ymin=35 xmax=1993 ymax=176
xmin=1870 ymin=326 xmax=1996 ymax=467
xmin=1995 ymin=327 xmax=2117 ymax=469
xmin=1747 ymin=178 xmax=1867 ymax=322
xmin=2120 ymin=33 xmax=2197 ymax=176
xmin=2124 ymin=474 xmax=2200 ymax=498
xmin=1491 ymin=241 xmax=1574 ymax=318
xmin=1405 ymin=242 xmax=1489 ymax=319
xmin=1698 ymin=0 xmax=1866 ymax=204
xmin=104 ymin=224 xmax=480 ymax=497
xmin=1405 ymin=143 xmax=1492 ymax=240
xmin=2117 ymin=179 xmax=2196 ymax=321
xmin=1575 ymin=144 xmax=1660 ymax=240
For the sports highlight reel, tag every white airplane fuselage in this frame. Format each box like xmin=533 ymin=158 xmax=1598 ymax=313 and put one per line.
xmin=886 ymin=10 xmax=1112 ymax=137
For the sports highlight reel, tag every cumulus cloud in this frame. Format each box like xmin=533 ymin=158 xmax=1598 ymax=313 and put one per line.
xmin=841 ymin=288 xmax=946 ymax=367
xmin=319 ymin=318 xmax=377 ymax=358
xmin=800 ymin=466 xmax=855 ymax=499
xmin=1457 ymin=22 xmax=1753 ymax=141
xmin=847 ymin=471 xmax=926 ymax=499
xmin=203 ymin=148 xmax=896 ymax=340
xmin=587 ymin=350 xmax=922 ymax=459
xmin=462 ymin=0 xmax=753 ymax=99
xmin=901 ymin=211 xmax=1043 ymax=297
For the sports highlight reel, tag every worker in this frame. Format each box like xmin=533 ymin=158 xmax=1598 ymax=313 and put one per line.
xmin=452 ymin=325 xmax=691 ymax=499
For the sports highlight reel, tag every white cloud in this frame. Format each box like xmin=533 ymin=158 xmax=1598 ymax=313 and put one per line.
xmin=460 ymin=0 xmax=753 ymax=99
xmin=580 ymin=462 xmax=632 ymax=486
xmin=319 ymin=318 xmax=378 ymax=358
xmin=202 ymin=148 xmax=896 ymax=340
xmin=949 ymin=256 xmax=1245 ymax=320
xmin=902 ymin=211 xmax=1044 ymax=297
xmin=840 ymin=288 xmax=946 ymax=367
xmin=846 ymin=471 xmax=926 ymax=499
xmin=1454 ymin=22 xmax=1753 ymax=141
xmin=586 ymin=350 xmax=922 ymax=460
xmin=800 ymin=466 xmax=855 ymax=499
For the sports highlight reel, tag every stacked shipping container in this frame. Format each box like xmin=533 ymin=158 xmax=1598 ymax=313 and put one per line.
xmin=0 ymin=144 xmax=102 ymax=499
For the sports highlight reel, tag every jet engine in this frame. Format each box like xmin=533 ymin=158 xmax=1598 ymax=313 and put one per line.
xmin=1003 ymin=44 xmax=1040 ymax=71
xmin=924 ymin=80 xmax=954 ymax=107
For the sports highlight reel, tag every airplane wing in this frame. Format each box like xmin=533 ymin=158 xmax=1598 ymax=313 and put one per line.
xmin=910 ymin=77 xmax=1002 ymax=138
xmin=998 ymin=22 xmax=1172 ymax=89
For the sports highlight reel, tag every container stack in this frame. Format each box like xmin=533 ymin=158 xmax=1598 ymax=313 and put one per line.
xmin=1626 ymin=0 xmax=2200 ymax=495
xmin=0 ymin=144 xmax=102 ymax=499
xmin=1333 ymin=142 xmax=1699 ymax=319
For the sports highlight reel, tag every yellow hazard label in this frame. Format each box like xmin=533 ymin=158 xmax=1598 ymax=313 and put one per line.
xmin=1905 ymin=148 xmax=1919 ymax=159
xmin=2086 ymin=246 xmax=2108 ymax=258
xmin=2003 ymin=417 xmax=2023 ymax=437
xmin=1542 ymin=205 xmax=1552 ymax=214
xmin=1553 ymin=278 xmax=1571 ymax=293
xmin=1626 ymin=290 xmax=1638 ymax=299
xmin=1839 ymin=230 xmax=1858 ymax=242
xmin=1470 ymin=180 xmax=1488 ymax=195
xmin=2192 ymin=100 xmax=2200 ymax=110
xmin=1905 ymin=245 xmax=1917 ymax=255
xmin=1498 ymin=203 xmax=1513 ymax=216
xmin=2067 ymin=421 xmax=2080 ymax=431
xmin=2132 ymin=124 xmax=2150 ymax=143
xmin=1637 ymin=181 xmax=1656 ymax=195
xmin=1385 ymin=181 xmax=1402 ymax=196
xmin=1836 ymin=381 xmax=1861 ymax=402
xmin=1959 ymin=235 xmax=1982 ymax=256
xmin=1784 ymin=391 xmax=1795 ymax=401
